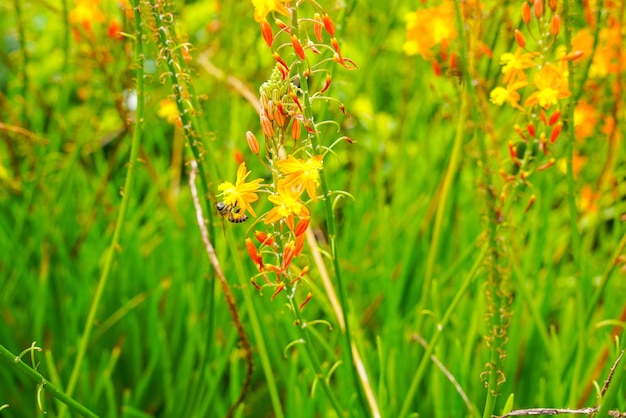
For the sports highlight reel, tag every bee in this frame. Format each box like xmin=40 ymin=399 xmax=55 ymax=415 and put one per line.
xmin=216 ymin=201 xmax=248 ymax=223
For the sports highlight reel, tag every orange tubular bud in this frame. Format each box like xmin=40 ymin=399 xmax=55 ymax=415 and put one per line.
xmin=548 ymin=110 xmax=561 ymax=126
xmin=291 ymin=35 xmax=306 ymax=60
xmin=245 ymin=238 xmax=262 ymax=267
xmin=255 ymin=230 xmax=274 ymax=246
xmin=260 ymin=21 xmax=274 ymax=47
xmin=271 ymin=282 xmax=286 ymax=300
xmin=277 ymin=62 xmax=289 ymax=80
xmin=260 ymin=113 xmax=274 ymax=137
xmin=290 ymin=92 xmax=303 ymax=112
xmin=246 ymin=131 xmax=260 ymax=154
xmin=537 ymin=158 xmax=555 ymax=171
xmin=550 ymin=15 xmax=560 ymax=36
xmin=299 ymin=292 xmax=313 ymax=311
xmin=548 ymin=0 xmax=558 ymax=12
xmin=274 ymin=105 xmax=286 ymax=127
xmin=295 ymin=217 xmax=310 ymax=236
xmin=313 ymin=13 xmax=323 ymax=42
xmin=527 ymin=123 xmax=536 ymax=138
xmin=282 ymin=242 xmax=296 ymax=271
xmin=291 ymin=118 xmax=301 ymax=140
xmin=550 ymin=123 xmax=563 ymax=143
xmin=524 ymin=194 xmax=536 ymax=213
xmin=275 ymin=18 xmax=289 ymax=33
xmin=521 ymin=2 xmax=532 ymax=23
xmin=564 ymin=50 xmax=584 ymax=61
xmin=273 ymin=52 xmax=289 ymax=71
xmin=295 ymin=233 xmax=305 ymax=256
xmin=533 ymin=0 xmax=544 ymax=18
xmin=322 ymin=14 xmax=335 ymax=36
xmin=514 ymin=29 xmax=526 ymax=48
xmin=320 ymin=74 xmax=332 ymax=93
xmin=330 ymin=37 xmax=341 ymax=56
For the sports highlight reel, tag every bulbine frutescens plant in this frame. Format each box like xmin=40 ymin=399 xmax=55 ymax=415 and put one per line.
xmin=214 ymin=1 xmax=374 ymax=416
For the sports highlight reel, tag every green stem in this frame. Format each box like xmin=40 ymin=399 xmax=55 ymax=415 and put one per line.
xmin=293 ymin=6 xmax=370 ymax=416
xmin=58 ymin=4 xmax=145 ymax=417
xmin=292 ymin=299 xmax=346 ymax=417
xmin=399 ymin=244 xmax=487 ymax=418
xmin=0 ymin=344 xmax=98 ymax=418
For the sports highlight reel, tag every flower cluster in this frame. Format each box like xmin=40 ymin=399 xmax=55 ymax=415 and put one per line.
xmin=488 ymin=0 xmax=585 ymax=203
xmin=216 ymin=0 xmax=354 ymax=307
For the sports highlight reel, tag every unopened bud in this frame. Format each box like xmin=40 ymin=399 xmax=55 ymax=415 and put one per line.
xmin=537 ymin=158 xmax=555 ymax=171
xmin=254 ymin=230 xmax=274 ymax=246
xmin=548 ymin=110 xmax=561 ymax=126
xmin=291 ymin=35 xmax=306 ymax=60
xmin=533 ymin=0 xmax=544 ymax=18
xmin=260 ymin=113 xmax=274 ymax=137
xmin=291 ymin=118 xmax=301 ymax=140
xmin=563 ymin=50 xmax=584 ymax=61
xmin=527 ymin=123 xmax=536 ymax=138
xmin=299 ymin=292 xmax=312 ymax=311
xmin=320 ymin=74 xmax=332 ymax=93
xmin=313 ymin=13 xmax=323 ymax=42
xmin=524 ymin=194 xmax=536 ymax=212
xmin=550 ymin=122 xmax=562 ymax=143
xmin=246 ymin=131 xmax=260 ymax=154
xmin=548 ymin=0 xmax=558 ymax=12
xmin=522 ymin=2 xmax=532 ymax=23
xmin=295 ymin=217 xmax=310 ymax=236
xmin=260 ymin=21 xmax=273 ymax=47
xmin=322 ymin=14 xmax=335 ymax=36
xmin=551 ymin=15 xmax=560 ymax=36
xmin=514 ymin=29 xmax=526 ymax=48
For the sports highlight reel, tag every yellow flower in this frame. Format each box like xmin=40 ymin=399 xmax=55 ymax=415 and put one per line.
xmin=252 ymin=0 xmax=290 ymax=23
xmin=217 ymin=163 xmax=263 ymax=216
xmin=265 ymin=186 xmax=309 ymax=229
xmin=69 ymin=0 xmax=105 ymax=31
xmin=499 ymin=48 xmax=537 ymax=84
xmin=276 ymin=155 xmax=323 ymax=201
xmin=489 ymin=74 xmax=528 ymax=110
xmin=403 ymin=1 xmax=457 ymax=58
xmin=524 ymin=64 xmax=571 ymax=109
xmin=158 ymin=99 xmax=180 ymax=125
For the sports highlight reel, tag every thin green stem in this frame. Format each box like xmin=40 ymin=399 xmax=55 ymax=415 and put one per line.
xmin=293 ymin=6 xmax=370 ymax=416
xmin=58 ymin=4 xmax=145 ymax=416
xmin=0 ymin=344 xmax=98 ymax=418
xmin=399 ymin=244 xmax=487 ymax=418
xmin=292 ymin=299 xmax=346 ymax=417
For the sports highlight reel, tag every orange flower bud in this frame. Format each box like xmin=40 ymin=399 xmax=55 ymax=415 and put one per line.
xmin=271 ymin=282 xmax=285 ymax=300
xmin=537 ymin=158 xmax=555 ymax=171
xmin=330 ymin=37 xmax=341 ymax=56
xmin=341 ymin=136 xmax=356 ymax=144
xmin=260 ymin=113 xmax=274 ymax=137
xmin=234 ymin=149 xmax=244 ymax=165
xmin=299 ymin=292 xmax=312 ymax=311
xmin=255 ymin=230 xmax=274 ymax=246
xmin=320 ymin=74 xmax=332 ymax=93
xmin=514 ymin=29 xmax=526 ymax=48
xmin=295 ymin=233 xmax=305 ymax=256
xmin=274 ymin=105 xmax=286 ymax=127
xmin=508 ymin=140 xmax=518 ymax=160
xmin=291 ymin=118 xmax=301 ymax=140
xmin=260 ymin=21 xmax=274 ymax=47
xmin=550 ymin=14 xmax=560 ymax=36
xmin=273 ymin=52 xmax=289 ymax=72
xmin=282 ymin=242 xmax=296 ymax=271
xmin=245 ymin=238 xmax=262 ymax=268
xmin=563 ymin=50 xmax=584 ymax=61
xmin=548 ymin=110 xmax=561 ymax=126
xmin=295 ymin=217 xmax=310 ymax=236
xmin=246 ymin=131 xmax=260 ymax=154
xmin=548 ymin=0 xmax=558 ymax=12
xmin=313 ymin=13 xmax=323 ymax=42
xmin=322 ymin=14 xmax=335 ymax=36
xmin=527 ymin=123 xmax=536 ymax=138
xmin=533 ymin=0 xmax=544 ymax=18
xmin=277 ymin=62 xmax=289 ymax=79
xmin=521 ymin=2 xmax=532 ymax=23
xmin=291 ymin=35 xmax=306 ymax=60
xmin=290 ymin=91 xmax=303 ymax=113
xmin=275 ymin=18 xmax=289 ymax=32
xmin=550 ymin=122 xmax=562 ymax=143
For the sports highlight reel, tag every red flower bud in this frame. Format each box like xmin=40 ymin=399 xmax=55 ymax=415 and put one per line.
xmin=291 ymin=35 xmax=306 ymax=60
xmin=322 ymin=14 xmax=335 ymax=36
xmin=313 ymin=13 xmax=323 ymax=42
xmin=521 ymin=2 xmax=532 ymax=23
xmin=260 ymin=21 xmax=274 ymax=47
xmin=514 ymin=29 xmax=526 ymax=48
xmin=551 ymin=15 xmax=560 ymax=36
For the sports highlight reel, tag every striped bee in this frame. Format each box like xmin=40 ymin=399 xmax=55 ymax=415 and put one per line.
xmin=216 ymin=201 xmax=248 ymax=223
